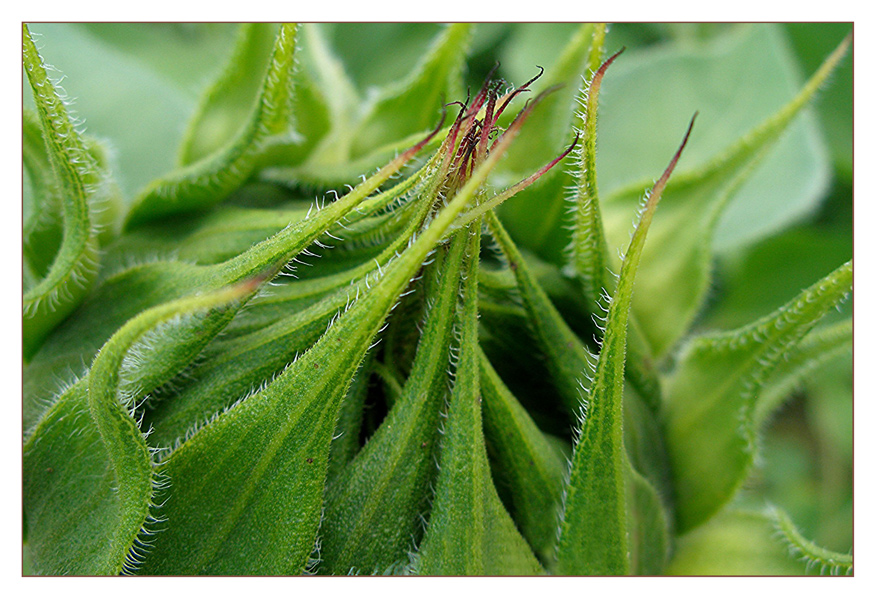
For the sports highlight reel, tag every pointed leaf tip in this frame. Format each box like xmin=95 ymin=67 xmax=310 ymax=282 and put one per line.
xmin=649 ymin=112 xmax=698 ymax=206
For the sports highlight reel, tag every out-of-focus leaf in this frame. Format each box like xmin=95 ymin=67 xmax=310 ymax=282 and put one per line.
xmin=664 ymin=260 xmax=852 ymax=532
xmin=22 ymin=109 xmax=62 ymax=281
xmin=598 ymin=24 xmax=831 ymax=254
xmin=498 ymin=24 xmax=598 ymax=263
xmin=755 ymin=318 xmax=851 ymax=423
xmin=703 ymin=226 xmax=852 ymax=331
xmin=500 ymin=23 xmax=593 ymax=176
xmin=350 ymin=24 xmax=471 ymax=157
xmin=771 ymin=506 xmax=852 ymax=575
xmin=77 ymin=23 xmax=237 ymax=98
xmin=600 ymin=31 xmax=849 ymax=359
xmin=328 ymin=23 xmax=443 ymax=90
xmin=666 ymin=509 xmax=810 ymax=575
xmin=125 ymin=24 xmax=299 ymax=228
xmin=626 ymin=466 xmax=670 ymax=575
xmin=177 ymin=23 xmax=281 ymax=166
xmin=24 ymin=23 xmax=207 ymax=197
xmin=785 ymin=23 xmax=853 ymax=180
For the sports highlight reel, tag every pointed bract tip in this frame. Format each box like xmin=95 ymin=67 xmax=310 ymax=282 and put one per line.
xmin=595 ymin=46 xmax=625 ymax=78
xmin=650 ymin=112 xmax=698 ymax=202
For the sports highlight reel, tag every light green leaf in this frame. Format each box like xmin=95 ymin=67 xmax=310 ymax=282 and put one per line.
xmin=556 ymin=116 xmax=695 ymax=575
xmin=600 ymin=30 xmax=849 ymax=359
xmin=300 ymin=22 xmax=361 ymax=144
xmin=350 ymin=23 xmax=472 ymax=158
xmin=665 ymin=260 xmax=852 ymax=532
xmin=177 ymin=23 xmax=281 ymax=166
xmin=415 ymin=228 xmax=543 ymax=576
xmin=666 ymin=508 xmax=810 ymax=575
xmin=23 ymin=25 xmax=104 ymax=360
xmin=770 ymin=506 xmax=853 ymax=575
xmin=125 ymin=24 xmax=299 ymax=228
xmin=599 ymin=25 xmax=831 ymax=251
xmin=76 ymin=23 xmax=237 ymax=98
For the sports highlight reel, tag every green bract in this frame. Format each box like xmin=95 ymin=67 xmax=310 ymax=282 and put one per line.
xmin=22 ymin=22 xmax=852 ymax=576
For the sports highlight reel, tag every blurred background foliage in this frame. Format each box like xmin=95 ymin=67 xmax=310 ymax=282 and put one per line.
xmin=23 ymin=22 xmax=852 ymax=558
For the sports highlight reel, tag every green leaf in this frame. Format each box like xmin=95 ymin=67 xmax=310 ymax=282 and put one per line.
xmin=25 ymin=125 xmax=434 ymax=429
xmin=555 ymin=116 xmax=695 ymax=575
xmin=485 ymin=211 xmax=596 ymax=416
xmin=626 ymin=465 xmax=670 ymax=575
xmin=137 ymin=106 xmax=522 ymax=573
xmin=566 ymin=43 xmax=619 ymax=314
xmin=22 ymin=108 xmax=62 ymax=281
xmin=23 ymin=284 xmax=252 ymax=574
xmin=142 ymin=277 xmax=358 ymax=448
xmin=176 ymin=23 xmax=281 ymax=166
xmin=498 ymin=24 xmax=599 ymax=263
xmin=664 ymin=260 xmax=852 ymax=532
xmin=755 ymin=318 xmax=852 ymax=425
xmin=140 ymin=191 xmax=434 ymax=446
xmin=770 ymin=506 xmax=853 ymax=575
xmin=666 ymin=509 xmax=810 ymax=575
xmin=350 ymin=24 xmax=472 ymax=158
xmin=500 ymin=23 xmax=593 ymax=176
xmin=325 ymin=353 xmax=372 ymax=481
xmin=22 ymin=25 xmax=105 ymax=360
xmin=319 ymin=234 xmax=466 ymax=574
xmin=785 ymin=23 xmax=853 ymax=180
xmin=415 ymin=228 xmax=543 ymax=576
xmin=23 ymin=23 xmax=213 ymax=197
xmin=600 ymin=30 xmax=850 ymax=359
xmin=478 ymin=347 xmax=567 ymax=565
xmin=125 ymin=24 xmax=299 ymax=228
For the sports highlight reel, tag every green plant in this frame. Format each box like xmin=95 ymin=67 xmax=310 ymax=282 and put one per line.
xmin=22 ymin=22 xmax=853 ymax=576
